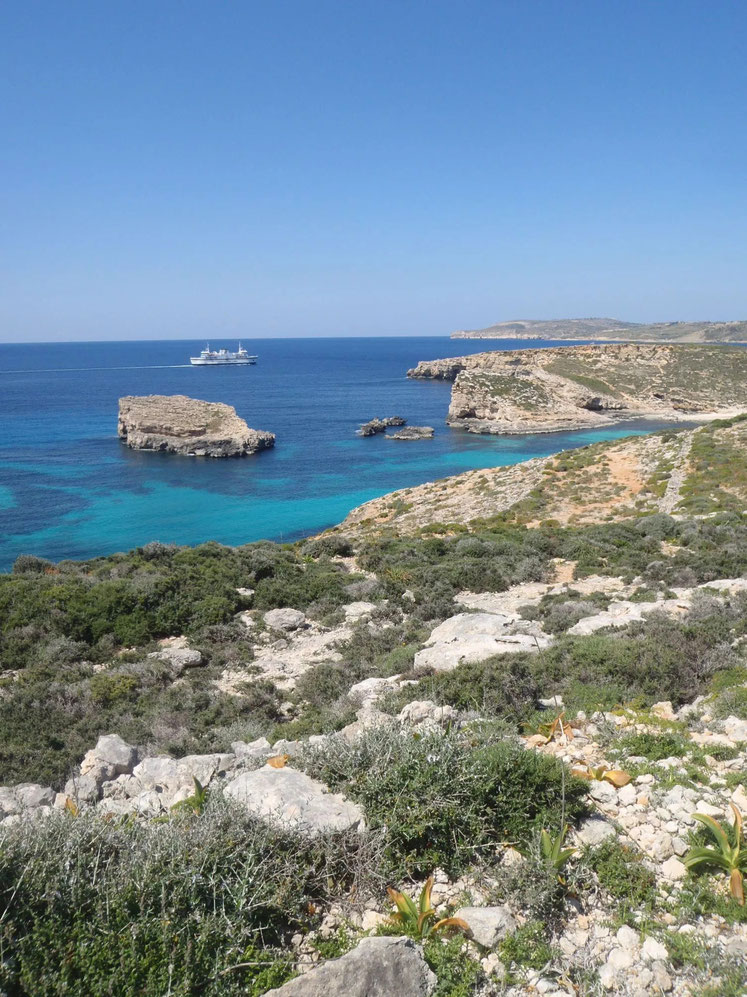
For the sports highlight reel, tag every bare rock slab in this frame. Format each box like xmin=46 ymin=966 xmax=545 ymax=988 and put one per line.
xmin=118 ymin=394 xmax=274 ymax=457
xmin=264 ymin=936 xmax=436 ymax=996
xmin=223 ymin=764 xmax=365 ymax=834
xmin=414 ymin=612 xmax=549 ymax=673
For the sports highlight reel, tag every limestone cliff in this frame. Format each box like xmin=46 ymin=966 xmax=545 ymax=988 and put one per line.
xmin=451 ymin=317 xmax=747 ymax=343
xmin=118 ymin=395 xmax=275 ymax=457
xmin=408 ymin=343 xmax=747 ymax=434
xmin=335 ymin=415 xmax=747 ymax=536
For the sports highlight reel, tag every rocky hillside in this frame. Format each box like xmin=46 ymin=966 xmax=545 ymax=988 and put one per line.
xmin=118 ymin=394 xmax=275 ymax=457
xmin=3 ymin=510 xmax=747 ymax=995
xmin=452 ymin=318 xmax=747 ymax=343
xmin=339 ymin=415 xmax=747 ymax=535
xmin=408 ymin=343 xmax=747 ymax=434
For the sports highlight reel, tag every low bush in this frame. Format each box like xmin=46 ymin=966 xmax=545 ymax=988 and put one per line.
xmin=0 ymin=798 xmax=384 ymax=996
xmin=615 ymin=731 xmax=692 ymax=761
xmin=301 ymin=725 xmax=587 ymax=877
xmin=587 ymin=840 xmax=657 ymax=916
xmin=382 ymin=656 xmax=539 ymax=723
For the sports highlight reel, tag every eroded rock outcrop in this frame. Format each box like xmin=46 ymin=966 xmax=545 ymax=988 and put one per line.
xmin=387 ymin=426 xmax=434 ymax=440
xmin=358 ymin=416 xmax=407 ymax=436
xmin=118 ymin=395 xmax=275 ymax=457
xmin=408 ymin=343 xmax=747 ymax=434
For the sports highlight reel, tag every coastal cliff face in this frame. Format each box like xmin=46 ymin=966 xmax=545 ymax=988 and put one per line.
xmin=408 ymin=343 xmax=747 ymax=434
xmin=451 ymin=317 xmax=747 ymax=343
xmin=336 ymin=415 xmax=747 ymax=535
xmin=118 ymin=395 xmax=275 ymax=457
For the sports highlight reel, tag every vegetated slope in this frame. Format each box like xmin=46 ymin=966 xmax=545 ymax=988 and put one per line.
xmin=4 ymin=458 xmax=747 ymax=993
xmin=338 ymin=415 xmax=747 ymax=536
xmin=452 ymin=317 xmax=747 ymax=343
xmin=408 ymin=343 xmax=747 ymax=434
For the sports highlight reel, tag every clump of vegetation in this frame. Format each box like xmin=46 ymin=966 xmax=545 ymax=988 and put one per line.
xmin=615 ymin=731 xmax=692 ymax=761
xmin=0 ymin=798 xmax=383 ymax=996
xmin=498 ymin=920 xmax=554 ymax=971
xmin=587 ymin=840 xmax=657 ymax=917
xmin=301 ymin=725 xmax=588 ymax=876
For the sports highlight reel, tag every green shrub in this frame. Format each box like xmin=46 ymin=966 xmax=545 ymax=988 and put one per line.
xmin=588 ymin=840 xmax=657 ymax=915
xmin=498 ymin=920 xmax=554 ymax=970
xmin=382 ymin=656 xmax=539 ymax=723
xmin=616 ymin=731 xmax=692 ymax=761
xmin=301 ymin=725 xmax=587 ymax=876
xmin=424 ymin=936 xmax=484 ymax=997
xmin=0 ymin=799 xmax=382 ymax=996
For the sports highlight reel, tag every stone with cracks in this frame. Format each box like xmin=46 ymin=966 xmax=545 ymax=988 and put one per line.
xmin=81 ymin=734 xmax=139 ymax=776
xmin=263 ymin=936 xmax=436 ymax=996
xmin=414 ymin=612 xmax=549 ymax=673
xmin=223 ymin=764 xmax=365 ymax=834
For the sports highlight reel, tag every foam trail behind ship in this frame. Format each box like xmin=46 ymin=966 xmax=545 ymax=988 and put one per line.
xmin=0 ymin=364 xmax=194 ymax=374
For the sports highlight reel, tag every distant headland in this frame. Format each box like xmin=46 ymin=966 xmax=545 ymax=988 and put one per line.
xmin=451 ymin=317 xmax=747 ymax=343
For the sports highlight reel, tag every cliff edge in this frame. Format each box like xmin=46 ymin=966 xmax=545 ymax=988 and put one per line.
xmin=118 ymin=395 xmax=275 ymax=457
xmin=408 ymin=343 xmax=747 ymax=434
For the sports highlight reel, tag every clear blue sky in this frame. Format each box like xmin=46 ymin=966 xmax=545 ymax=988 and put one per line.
xmin=1 ymin=0 xmax=746 ymax=342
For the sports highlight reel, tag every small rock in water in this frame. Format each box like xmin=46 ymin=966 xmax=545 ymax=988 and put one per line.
xmin=386 ymin=426 xmax=434 ymax=440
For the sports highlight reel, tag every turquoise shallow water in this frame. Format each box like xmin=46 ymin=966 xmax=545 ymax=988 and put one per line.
xmin=0 ymin=337 xmax=675 ymax=569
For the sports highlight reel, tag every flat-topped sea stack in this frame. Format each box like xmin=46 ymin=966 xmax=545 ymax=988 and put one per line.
xmin=408 ymin=343 xmax=747 ymax=434
xmin=118 ymin=395 xmax=275 ymax=457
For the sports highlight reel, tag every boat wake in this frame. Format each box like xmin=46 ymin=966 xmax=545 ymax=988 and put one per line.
xmin=0 ymin=364 xmax=195 ymax=374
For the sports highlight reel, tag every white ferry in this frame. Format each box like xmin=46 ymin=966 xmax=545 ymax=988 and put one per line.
xmin=190 ymin=343 xmax=257 ymax=366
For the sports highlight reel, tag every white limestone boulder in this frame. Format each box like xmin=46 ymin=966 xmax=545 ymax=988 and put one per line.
xmin=263 ymin=936 xmax=436 ymax=996
xmin=414 ymin=613 xmax=548 ymax=673
xmin=223 ymin=764 xmax=365 ymax=834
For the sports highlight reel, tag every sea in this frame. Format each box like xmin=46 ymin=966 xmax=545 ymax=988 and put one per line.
xmin=0 ymin=337 xmax=677 ymax=571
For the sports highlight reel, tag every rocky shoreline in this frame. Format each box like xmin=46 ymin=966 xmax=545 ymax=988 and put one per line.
xmin=408 ymin=343 xmax=747 ymax=436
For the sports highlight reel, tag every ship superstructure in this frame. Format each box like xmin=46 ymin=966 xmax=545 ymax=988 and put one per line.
xmin=190 ymin=343 xmax=257 ymax=366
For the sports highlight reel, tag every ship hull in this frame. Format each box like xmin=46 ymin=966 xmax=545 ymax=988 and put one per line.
xmin=190 ymin=357 xmax=257 ymax=365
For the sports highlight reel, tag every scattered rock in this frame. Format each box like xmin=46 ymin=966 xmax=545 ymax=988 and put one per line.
xmin=358 ymin=417 xmax=407 ymax=436
xmin=387 ymin=426 xmax=434 ymax=440
xmin=264 ymin=608 xmax=307 ymax=631
xmin=641 ymin=937 xmax=668 ymax=962
xmin=455 ymin=906 xmax=516 ymax=947
xmin=149 ymin=640 xmax=204 ymax=675
xmin=414 ymin=612 xmax=549 ymax=673
xmin=661 ymin=856 xmax=687 ymax=881
xmin=343 ymin=601 xmax=377 ymax=620
xmin=575 ymin=816 xmax=617 ymax=846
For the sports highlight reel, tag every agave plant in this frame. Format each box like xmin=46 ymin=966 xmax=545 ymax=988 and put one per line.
xmin=170 ymin=777 xmax=209 ymax=816
xmin=684 ymin=803 xmax=747 ymax=905
xmin=527 ymin=712 xmax=575 ymax=744
xmin=387 ymin=877 xmax=470 ymax=940
xmin=540 ymin=824 xmax=576 ymax=873
xmin=570 ymin=762 xmax=631 ymax=787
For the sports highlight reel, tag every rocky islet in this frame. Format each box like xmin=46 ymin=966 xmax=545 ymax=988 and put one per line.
xmin=118 ymin=393 xmax=275 ymax=457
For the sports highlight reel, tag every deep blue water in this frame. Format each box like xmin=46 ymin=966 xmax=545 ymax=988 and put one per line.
xmin=0 ymin=337 xmax=675 ymax=570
